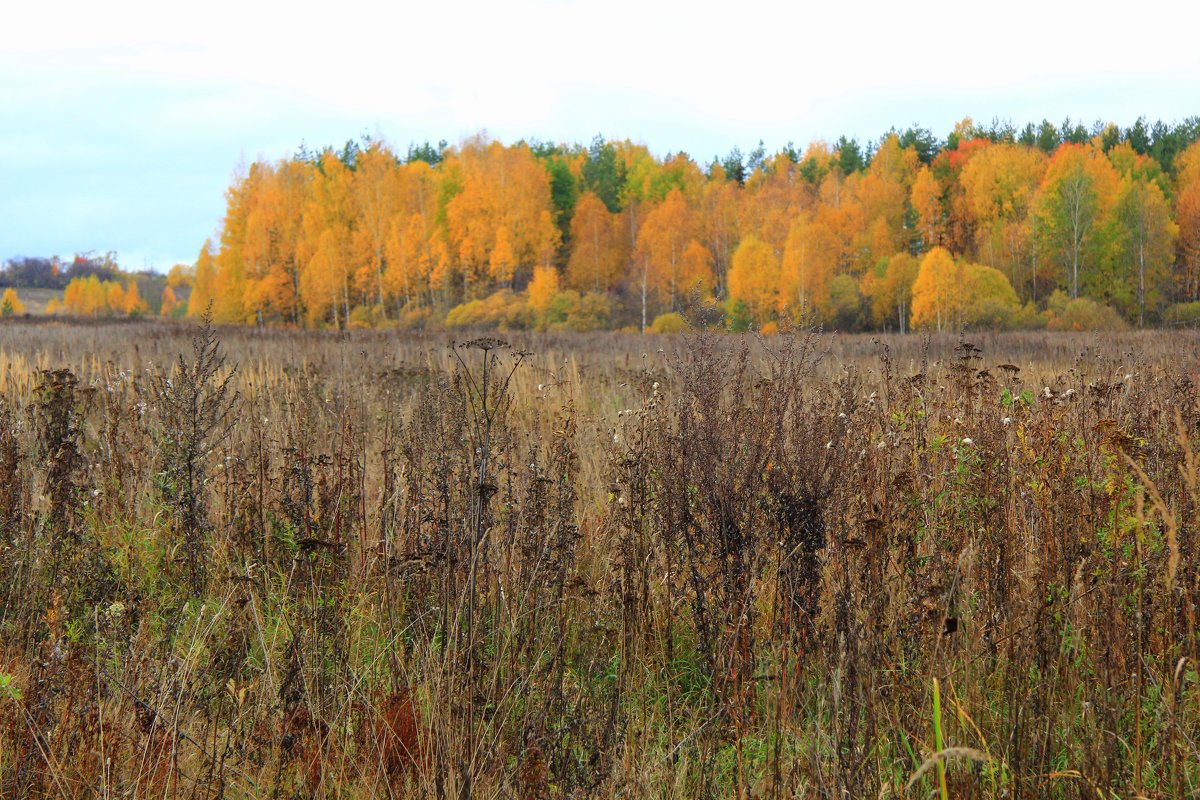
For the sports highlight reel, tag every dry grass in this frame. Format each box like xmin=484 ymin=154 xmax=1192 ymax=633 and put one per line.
xmin=0 ymin=317 xmax=1198 ymax=798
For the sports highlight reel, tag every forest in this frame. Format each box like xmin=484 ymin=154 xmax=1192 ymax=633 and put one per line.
xmin=8 ymin=116 xmax=1200 ymax=333
xmin=148 ymin=116 xmax=1200 ymax=334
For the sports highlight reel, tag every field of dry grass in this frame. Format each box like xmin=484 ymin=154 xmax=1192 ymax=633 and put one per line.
xmin=0 ymin=317 xmax=1198 ymax=798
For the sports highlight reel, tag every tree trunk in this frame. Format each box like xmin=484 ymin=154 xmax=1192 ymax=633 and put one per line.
xmin=641 ymin=266 xmax=648 ymax=333
xmin=1138 ymin=240 xmax=1146 ymax=328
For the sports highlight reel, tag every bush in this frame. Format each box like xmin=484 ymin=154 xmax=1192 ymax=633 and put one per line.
xmin=445 ymin=299 xmax=492 ymax=329
xmin=1162 ymin=301 xmax=1200 ymax=327
xmin=348 ymin=304 xmax=377 ymax=330
xmin=0 ymin=288 xmax=25 ymax=316
xmin=1045 ymin=296 xmax=1128 ymax=332
xmin=725 ymin=299 xmax=753 ymax=332
xmin=396 ymin=304 xmax=433 ymax=330
xmin=533 ymin=290 xmax=615 ymax=332
xmin=446 ymin=291 xmax=529 ymax=330
xmin=826 ymin=274 xmax=865 ymax=331
xmin=1013 ymin=300 xmax=1046 ymax=330
xmin=543 ymin=290 xmax=580 ymax=330
xmin=563 ymin=292 xmax=614 ymax=332
xmin=1044 ymin=289 xmax=1071 ymax=320
xmin=967 ymin=296 xmax=1021 ymax=330
xmin=649 ymin=311 xmax=688 ymax=334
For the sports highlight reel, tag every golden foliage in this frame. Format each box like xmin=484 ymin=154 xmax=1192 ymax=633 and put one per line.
xmin=186 ymin=130 xmax=1200 ymax=332
xmin=0 ymin=288 xmax=25 ymax=316
xmin=727 ymin=235 xmax=780 ymax=323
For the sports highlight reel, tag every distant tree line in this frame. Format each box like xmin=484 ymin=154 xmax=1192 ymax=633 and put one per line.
xmin=0 ymin=253 xmax=169 ymax=318
xmin=0 ymin=253 xmax=123 ymax=289
xmin=176 ymin=114 xmax=1200 ymax=332
xmin=10 ymin=115 xmax=1200 ymax=332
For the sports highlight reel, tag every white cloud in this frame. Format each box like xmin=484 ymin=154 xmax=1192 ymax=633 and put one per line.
xmin=3 ymin=0 xmax=1199 ymax=269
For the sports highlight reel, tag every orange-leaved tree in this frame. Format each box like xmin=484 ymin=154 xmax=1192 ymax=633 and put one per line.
xmin=120 ymin=280 xmax=148 ymax=316
xmin=0 ymin=288 xmax=24 ymax=316
xmin=445 ymin=139 xmax=559 ymax=297
xmin=635 ymin=188 xmax=701 ymax=317
xmin=727 ymin=235 xmax=780 ymax=324
xmin=160 ymin=286 xmax=181 ymax=318
xmin=527 ymin=264 xmax=560 ymax=329
xmin=910 ymin=165 xmax=944 ymax=254
xmin=958 ymin=143 xmax=1047 ymax=296
xmin=566 ymin=191 xmax=626 ymax=293
xmin=778 ymin=215 xmax=838 ymax=323
xmin=864 ymin=252 xmax=920 ymax=332
xmin=298 ymin=151 xmax=355 ymax=327
xmin=1175 ymin=139 xmax=1200 ymax=301
xmin=911 ymin=247 xmax=964 ymax=331
xmin=188 ymin=242 xmax=218 ymax=317
xmin=349 ymin=142 xmax=401 ymax=312
xmin=912 ymin=247 xmax=1020 ymax=331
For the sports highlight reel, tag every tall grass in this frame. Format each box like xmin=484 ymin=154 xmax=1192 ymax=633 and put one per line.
xmin=0 ymin=317 xmax=1197 ymax=798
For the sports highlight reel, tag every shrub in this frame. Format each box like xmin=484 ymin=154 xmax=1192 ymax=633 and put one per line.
xmin=396 ymin=304 xmax=433 ymax=330
xmin=1045 ymin=296 xmax=1129 ymax=331
xmin=1044 ymin=288 xmax=1071 ymax=319
xmin=963 ymin=265 xmax=1021 ymax=328
xmin=543 ymin=290 xmax=580 ymax=330
xmin=445 ymin=298 xmax=493 ymax=329
xmin=562 ymin=291 xmax=613 ymax=331
xmin=348 ymin=304 xmax=377 ymax=330
xmin=1013 ymin=300 xmax=1046 ymax=329
xmin=526 ymin=290 xmax=615 ymax=332
xmin=1162 ymin=301 xmax=1200 ymax=326
xmin=826 ymin=273 xmax=864 ymax=331
xmin=649 ymin=311 xmax=688 ymax=334
xmin=0 ymin=288 xmax=25 ymax=316
xmin=968 ymin=296 xmax=1020 ymax=330
xmin=725 ymin=298 xmax=753 ymax=332
xmin=446 ymin=291 xmax=529 ymax=330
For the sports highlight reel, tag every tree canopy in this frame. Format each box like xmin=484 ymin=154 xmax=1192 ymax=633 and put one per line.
xmin=15 ymin=116 xmax=1200 ymax=332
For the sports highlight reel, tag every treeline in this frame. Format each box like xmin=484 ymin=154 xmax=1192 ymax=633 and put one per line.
xmin=0 ymin=253 xmax=125 ymax=289
xmin=179 ymin=116 xmax=1200 ymax=331
xmin=52 ymin=276 xmax=149 ymax=317
xmin=0 ymin=254 xmax=169 ymax=318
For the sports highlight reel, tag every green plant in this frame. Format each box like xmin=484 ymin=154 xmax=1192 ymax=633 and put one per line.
xmin=0 ymin=673 xmax=20 ymax=701
xmin=150 ymin=309 xmax=236 ymax=594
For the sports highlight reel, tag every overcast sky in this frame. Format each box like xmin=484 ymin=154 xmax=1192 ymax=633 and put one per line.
xmin=3 ymin=0 xmax=1199 ymax=272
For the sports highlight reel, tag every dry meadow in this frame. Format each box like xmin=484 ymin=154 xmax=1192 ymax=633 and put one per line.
xmin=1 ymin=318 xmax=1198 ymax=798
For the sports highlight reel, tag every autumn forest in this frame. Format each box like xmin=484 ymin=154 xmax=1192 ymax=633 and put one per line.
xmin=30 ymin=117 xmax=1200 ymax=333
